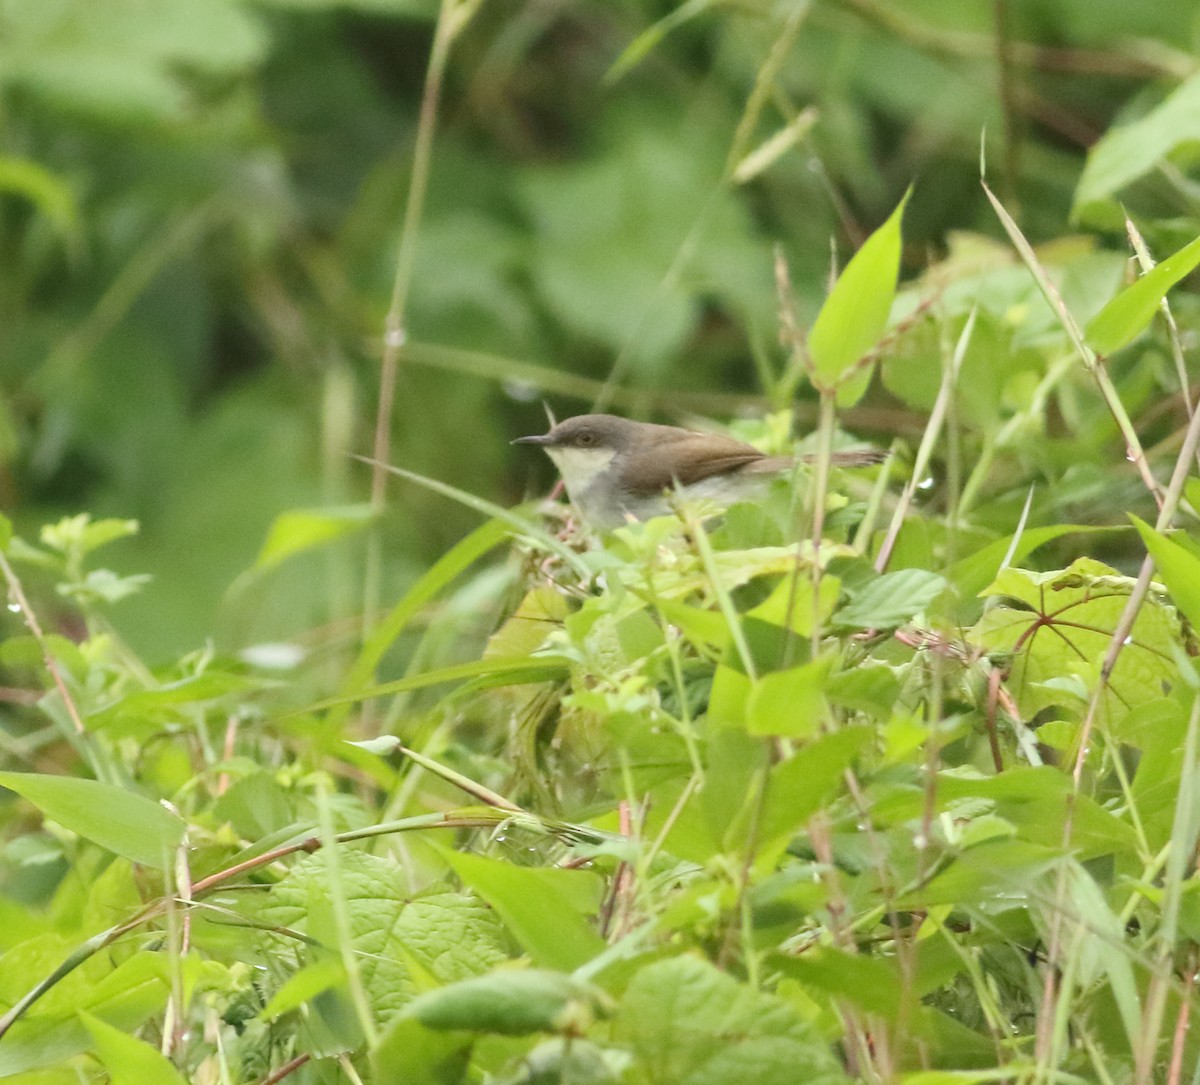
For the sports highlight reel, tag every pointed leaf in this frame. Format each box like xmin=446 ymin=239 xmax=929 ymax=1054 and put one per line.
xmin=255 ymin=503 xmax=377 ymax=571
xmin=1086 ymin=232 xmax=1200 ymax=356
xmin=808 ymin=189 xmax=910 ymax=396
xmin=444 ymin=850 xmax=605 ymax=970
xmin=0 ymin=773 xmax=184 ymax=869
xmin=80 ymin=1012 xmax=188 ymax=1085
xmin=1131 ymin=515 xmax=1200 ymax=631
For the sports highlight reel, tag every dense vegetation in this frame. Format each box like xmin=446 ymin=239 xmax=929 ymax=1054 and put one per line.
xmin=4 ymin=1 xmax=1200 ymax=1082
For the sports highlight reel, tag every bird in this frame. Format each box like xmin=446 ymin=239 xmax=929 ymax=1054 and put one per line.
xmin=513 ymin=413 xmax=883 ymax=530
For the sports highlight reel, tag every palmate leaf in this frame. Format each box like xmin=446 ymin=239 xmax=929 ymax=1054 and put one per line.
xmin=970 ymin=557 xmax=1181 ymax=728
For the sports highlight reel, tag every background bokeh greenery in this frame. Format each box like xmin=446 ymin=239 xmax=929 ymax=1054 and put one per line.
xmin=3 ymin=0 xmax=1199 ymax=659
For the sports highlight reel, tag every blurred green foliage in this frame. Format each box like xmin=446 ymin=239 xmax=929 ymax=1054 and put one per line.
xmin=3 ymin=0 xmax=1200 ymax=661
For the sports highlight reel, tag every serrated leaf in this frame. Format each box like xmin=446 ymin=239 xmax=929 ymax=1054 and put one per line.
xmin=808 ymin=189 xmax=910 ymax=398
xmin=614 ymin=956 xmax=846 ymax=1085
xmin=833 ymin=568 xmax=946 ymax=629
xmin=0 ymin=773 xmax=184 ymax=869
xmin=1085 ymin=232 xmax=1200 ymax=356
xmin=259 ymin=852 xmax=509 ymax=1024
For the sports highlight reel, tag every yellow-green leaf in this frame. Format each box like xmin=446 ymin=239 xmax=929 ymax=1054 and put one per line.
xmin=1086 ymin=232 xmax=1200 ymax=357
xmin=808 ymin=188 xmax=911 ymax=399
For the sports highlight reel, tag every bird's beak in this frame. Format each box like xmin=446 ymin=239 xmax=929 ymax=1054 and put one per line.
xmin=512 ymin=433 xmax=552 ymax=446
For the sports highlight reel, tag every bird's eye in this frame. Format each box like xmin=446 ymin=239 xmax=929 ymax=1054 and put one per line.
xmin=577 ymin=432 xmax=594 ymax=446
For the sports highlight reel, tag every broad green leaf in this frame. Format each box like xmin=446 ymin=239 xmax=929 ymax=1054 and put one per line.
xmin=939 ymin=768 xmax=1139 ymax=860
xmin=613 ymin=956 xmax=847 ymax=1085
xmin=372 ymin=1016 xmax=472 ymax=1085
xmin=259 ymin=958 xmax=347 ymax=1021
xmin=1075 ymin=73 xmax=1200 ymax=211
xmin=0 ymin=951 xmax=168 ymax=1076
xmin=0 ymin=773 xmax=184 ymax=869
xmin=1086 ymin=232 xmax=1200 ymax=356
xmin=444 ymin=851 xmax=606 ymax=971
xmin=80 ymin=1011 xmax=188 ymax=1085
xmin=747 ymin=573 xmax=841 ymax=637
xmin=972 ymin=557 xmax=1181 ymax=728
xmin=833 ymin=568 xmax=946 ymax=629
xmin=808 ymin=189 xmax=911 ymax=398
xmin=254 ymin=503 xmax=376 ymax=571
xmin=772 ymin=946 xmax=901 ymax=1018
xmin=485 ymin=585 xmax=571 ymax=658
xmin=707 ymin=663 xmax=752 ymax=729
xmin=402 ymin=969 xmax=610 ymax=1035
xmin=259 ymin=851 xmax=509 ymax=1022
xmin=824 ymin=665 xmax=900 ymax=718
xmin=899 ymin=839 xmax=1059 ymax=909
xmin=946 ymin=524 xmax=1120 ymax=598
xmin=0 ymin=513 xmax=11 ymax=552
xmin=758 ymin=727 xmax=872 ymax=851
xmin=746 ymin=655 xmax=833 ymax=737
xmin=1059 ymin=864 xmax=1141 ymax=1050
xmin=651 ymin=597 xmax=730 ymax=649
xmin=1131 ymin=515 xmax=1200 ymax=631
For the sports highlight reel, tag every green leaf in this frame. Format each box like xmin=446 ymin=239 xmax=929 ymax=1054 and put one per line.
xmin=0 ymin=951 xmax=169 ymax=1076
xmin=746 ymin=573 xmax=841 ymax=637
xmin=0 ymin=156 xmax=79 ymax=238
xmin=254 ymin=503 xmax=377 ymax=571
xmin=1075 ymin=73 xmax=1200 ymax=211
xmin=613 ymin=956 xmax=847 ymax=1085
xmin=0 ymin=773 xmax=184 ymax=869
xmin=1131 ymin=515 xmax=1200 ymax=631
xmin=80 ymin=1011 xmax=188 ymax=1085
xmin=824 ymin=665 xmax=901 ymax=718
xmin=833 ymin=569 xmax=946 ymax=629
xmin=307 ymin=655 xmax=570 ymax=716
xmin=0 ymin=513 xmax=11 ymax=553
xmin=328 ymin=517 xmax=512 ymax=727
xmin=259 ymin=851 xmax=509 ymax=1022
xmin=745 ymin=656 xmax=833 ymax=738
xmin=946 ymin=524 xmax=1119 ymax=598
xmin=372 ymin=1016 xmax=471 ymax=1085
xmin=41 ymin=515 xmax=138 ymax=558
xmin=972 ymin=557 xmax=1181 ymax=727
xmin=758 ymin=727 xmax=872 ymax=851
xmin=402 ymin=969 xmax=610 ymax=1035
xmin=808 ymin=188 xmax=911 ymax=398
xmin=1085 ymin=232 xmax=1200 ymax=356
xmin=259 ymin=958 xmax=347 ymax=1021
xmin=772 ymin=946 xmax=901 ymax=1018
xmin=443 ymin=851 xmax=606 ymax=971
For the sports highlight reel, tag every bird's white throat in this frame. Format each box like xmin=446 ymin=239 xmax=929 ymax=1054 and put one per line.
xmin=544 ymin=445 xmax=618 ymax=494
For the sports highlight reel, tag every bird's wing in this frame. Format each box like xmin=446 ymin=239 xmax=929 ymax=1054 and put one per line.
xmin=618 ymin=433 xmax=773 ymax=496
